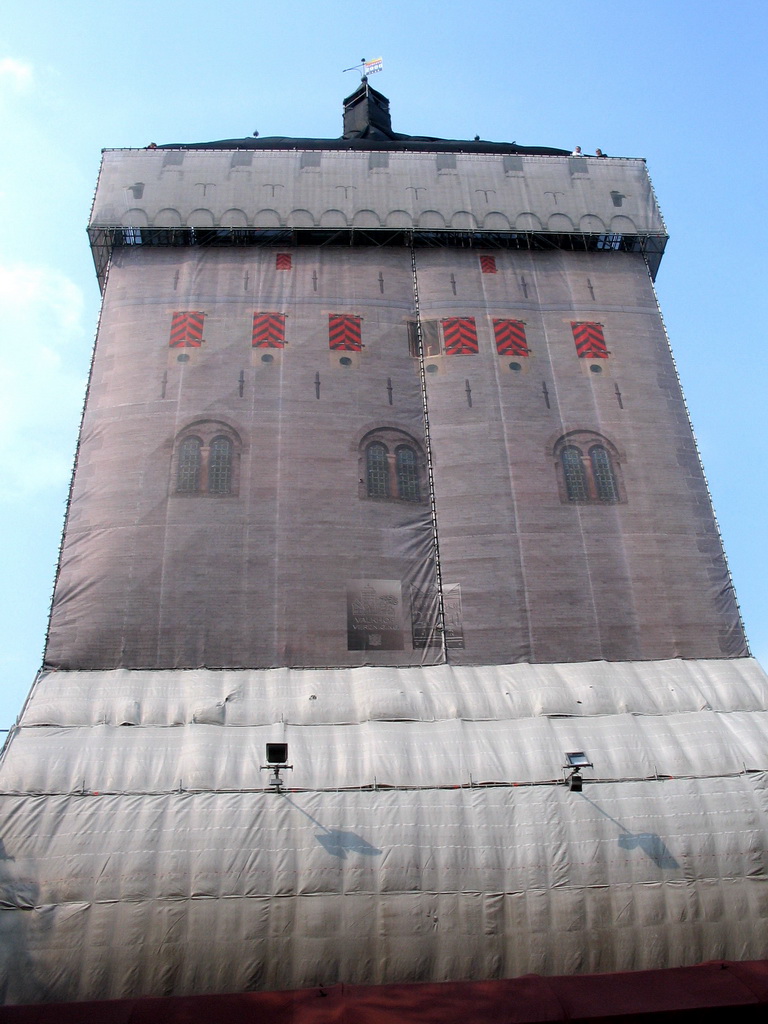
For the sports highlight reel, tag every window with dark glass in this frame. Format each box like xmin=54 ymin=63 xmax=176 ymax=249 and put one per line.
xmin=360 ymin=429 xmax=427 ymax=503
xmin=590 ymin=445 xmax=618 ymax=503
xmin=407 ymin=321 xmax=421 ymax=357
xmin=366 ymin=442 xmax=390 ymax=498
xmin=554 ymin=432 xmax=624 ymax=505
xmin=562 ymin=446 xmax=588 ymax=502
xmin=208 ymin=436 xmax=233 ymax=494
xmin=420 ymin=320 xmax=441 ymax=356
xmin=173 ymin=422 xmax=240 ymax=497
xmin=395 ymin=445 xmax=420 ymax=501
xmin=177 ymin=437 xmax=202 ymax=493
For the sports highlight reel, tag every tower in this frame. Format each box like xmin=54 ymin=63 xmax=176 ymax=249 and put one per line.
xmin=0 ymin=83 xmax=766 ymax=1017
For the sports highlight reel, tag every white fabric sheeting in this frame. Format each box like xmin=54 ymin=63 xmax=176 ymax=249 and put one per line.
xmin=3 ymin=711 xmax=767 ymax=793
xmin=0 ymin=781 xmax=766 ymax=1003
xmin=19 ymin=659 xmax=768 ymax=729
xmin=2 ymin=658 xmax=767 ymax=1002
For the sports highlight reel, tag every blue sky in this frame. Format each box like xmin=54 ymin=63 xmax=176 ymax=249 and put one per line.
xmin=1 ymin=1 xmax=766 ymax=727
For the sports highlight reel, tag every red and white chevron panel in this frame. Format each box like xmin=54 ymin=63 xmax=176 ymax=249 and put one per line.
xmin=275 ymin=253 xmax=292 ymax=270
xmin=571 ymin=321 xmax=608 ymax=359
xmin=252 ymin=312 xmax=286 ymax=348
xmin=169 ymin=311 xmax=205 ymax=348
xmin=442 ymin=317 xmax=478 ymax=355
xmin=479 ymin=255 xmax=497 ymax=274
xmin=328 ymin=314 xmax=362 ymax=351
xmin=493 ymin=319 xmax=529 ymax=356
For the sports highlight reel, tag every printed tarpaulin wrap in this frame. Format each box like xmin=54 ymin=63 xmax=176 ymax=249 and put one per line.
xmin=44 ymin=245 xmax=746 ymax=671
xmin=413 ymin=248 xmax=746 ymax=664
xmin=45 ymin=248 xmax=440 ymax=670
xmin=11 ymin=124 xmax=758 ymax=1018
xmin=89 ymin=152 xmax=668 ymax=290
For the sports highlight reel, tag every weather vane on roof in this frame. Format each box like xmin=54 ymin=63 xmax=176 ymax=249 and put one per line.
xmin=343 ymin=57 xmax=383 ymax=81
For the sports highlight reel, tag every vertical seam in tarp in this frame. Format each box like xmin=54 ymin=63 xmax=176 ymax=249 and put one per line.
xmin=410 ymin=244 xmax=447 ymax=660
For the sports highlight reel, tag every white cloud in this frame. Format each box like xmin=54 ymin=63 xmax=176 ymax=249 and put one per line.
xmin=0 ymin=58 xmax=33 ymax=92
xmin=0 ymin=263 xmax=88 ymax=498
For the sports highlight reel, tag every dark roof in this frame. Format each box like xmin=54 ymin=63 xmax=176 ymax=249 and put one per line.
xmin=159 ymin=80 xmax=569 ymax=157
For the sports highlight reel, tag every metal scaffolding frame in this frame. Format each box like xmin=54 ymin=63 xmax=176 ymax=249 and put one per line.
xmin=88 ymin=225 xmax=668 ymax=291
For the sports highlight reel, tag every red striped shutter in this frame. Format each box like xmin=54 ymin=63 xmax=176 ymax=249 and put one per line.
xmin=275 ymin=253 xmax=292 ymax=270
xmin=479 ymin=255 xmax=497 ymax=274
xmin=571 ymin=321 xmax=608 ymax=358
xmin=442 ymin=317 xmax=478 ymax=355
xmin=169 ymin=312 xmax=205 ymax=347
xmin=329 ymin=314 xmax=362 ymax=351
xmin=252 ymin=312 xmax=286 ymax=348
xmin=493 ymin=319 xmax=529 ymax=356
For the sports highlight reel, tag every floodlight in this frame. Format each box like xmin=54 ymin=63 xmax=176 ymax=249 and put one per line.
xmin=565 ymin=751 xmax=593 ymax=768
xmin=266 ymin=743 xmax=288 ymax=765
xmin=563 ymin=751 xmax=592 ymax=791
xmin=260 ymin=743 xmax=293 ymax=793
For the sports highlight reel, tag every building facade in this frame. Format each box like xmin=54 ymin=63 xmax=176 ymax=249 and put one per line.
xmin=0 ymin=83 xmax=765 ymax=1012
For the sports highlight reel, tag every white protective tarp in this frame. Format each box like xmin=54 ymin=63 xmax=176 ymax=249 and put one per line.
xmin=21 ymin=658 xmax=768 ymax=728
xmin=6 ymin=658 xmax=767 ymax=794
xmin=0 ymin=658 xmax=767 ymax=1002
xmin=0 ymin=781 xmax=766 ymax=1003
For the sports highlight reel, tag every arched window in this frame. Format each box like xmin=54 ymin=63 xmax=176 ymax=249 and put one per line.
xmin=177 ymin=436 xmax=202 ymax=493
xmin=208 ymin=436 xmax=233 ymax=494
xmin=395 ymin=445 xmax=420 ymax=501
xmin=359 ymin=428 xmax=427 ymax=503
xmin=366 ymin=442 xmax=390 ymax=498
xmin=590 ymin=445 xmax=618 ymax=503
xmin=562 ymin=446 xmax=588 ymax=502
xmin=172 ymin=421 xmax=241 ymax=497
xmin=553 ymin=431 xmax=625 ymax=505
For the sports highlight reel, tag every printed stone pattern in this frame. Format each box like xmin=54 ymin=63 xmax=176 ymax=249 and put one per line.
xmin=45 ymin=243 xmax=746 ymax=670
xmin=91 ymin=150 xmax=665 ymax=239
